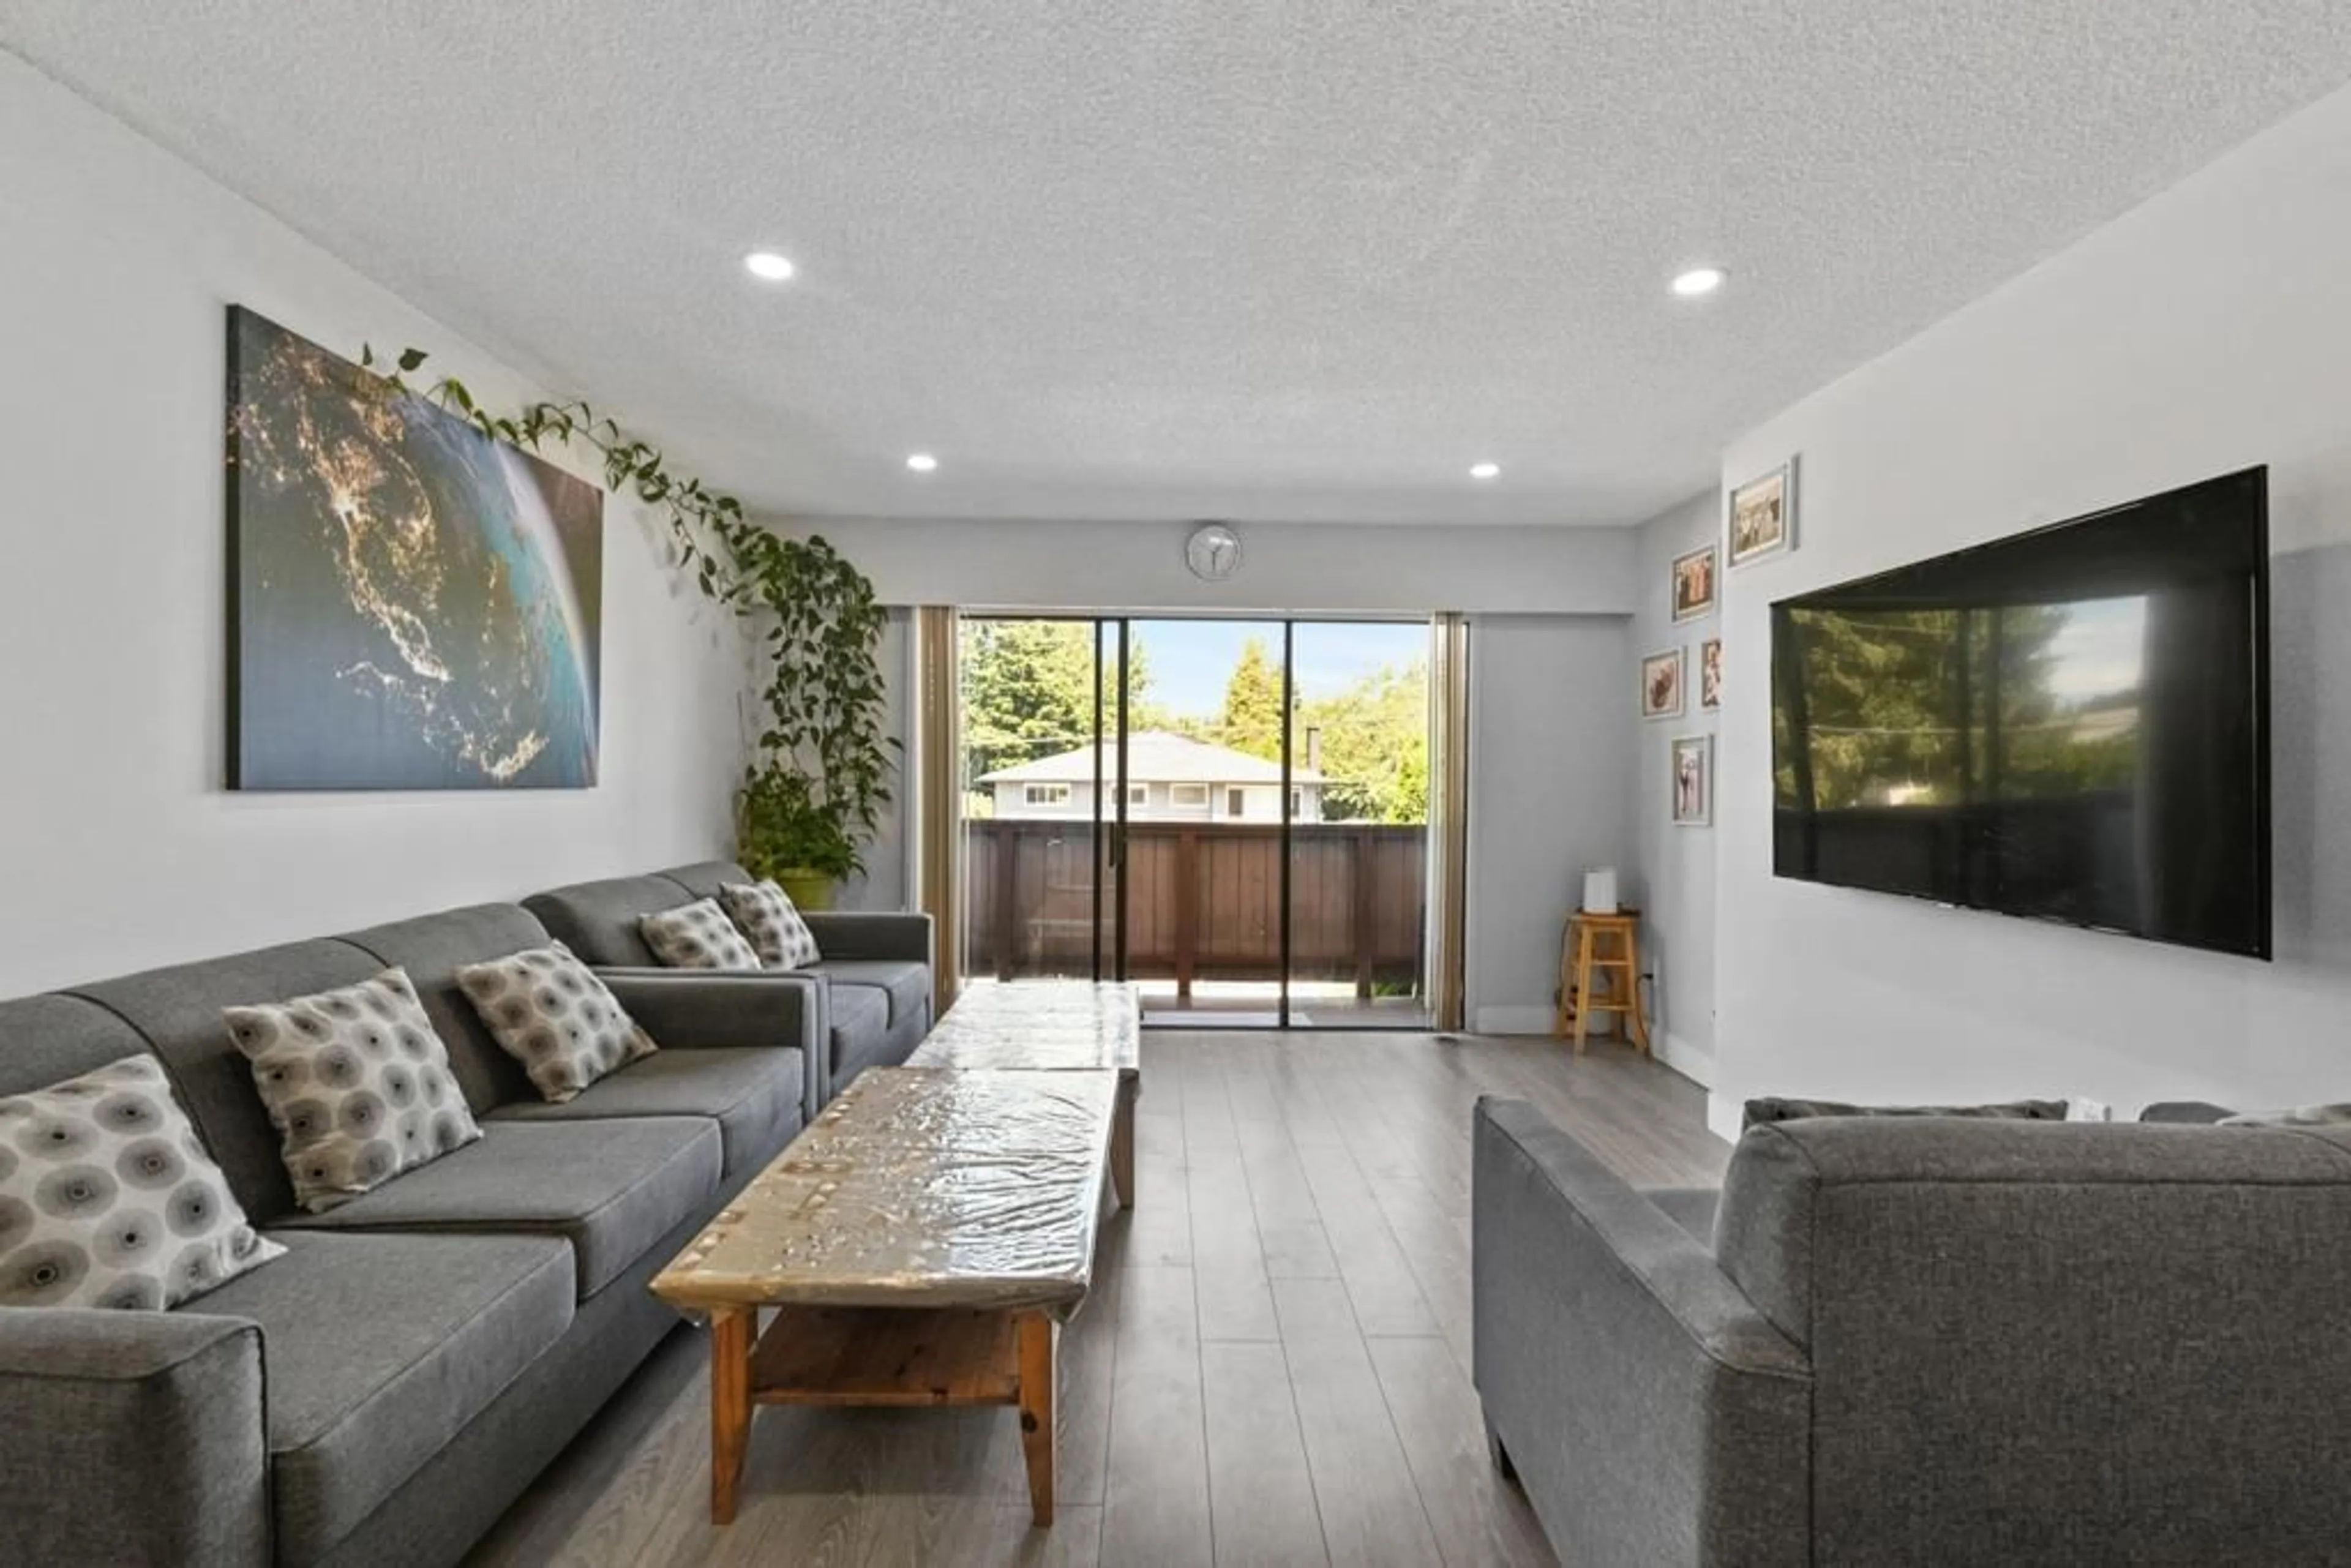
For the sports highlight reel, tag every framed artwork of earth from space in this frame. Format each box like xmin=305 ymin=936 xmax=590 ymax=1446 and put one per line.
xmin=225 ymin=307 xmax=602 ymax=789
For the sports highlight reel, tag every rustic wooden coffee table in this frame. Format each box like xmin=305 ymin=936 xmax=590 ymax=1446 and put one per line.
xmin=650 ymin=1067 xmax=1118 ymax=1528
xmin=906 ymin=981 xmax=1142 ymax=1207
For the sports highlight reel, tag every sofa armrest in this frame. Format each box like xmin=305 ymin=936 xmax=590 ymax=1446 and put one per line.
xmin=803 ymin=911 xmax=933 ymax=966
xmin=0 ymin=1308 xmax=270 ymax=1566
xmin=598 ymin=967 xmax=826 ymax=1121
xmin=1472 ymin=1097 xmax=1812 ymax=1568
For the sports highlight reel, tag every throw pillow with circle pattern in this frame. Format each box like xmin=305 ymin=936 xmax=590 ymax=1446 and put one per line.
xmin=640 ymin=897 xmax=763 ymax=970
xmin=454 ymin=942 xmax=658 ymax=1103
xmin=0 ymin=1052 xmax=286 ymax=1310
xmin=719 ymin=880 xmax=822 ymax=969
xmin=224 ymin=967 xmax=484 ymax=1214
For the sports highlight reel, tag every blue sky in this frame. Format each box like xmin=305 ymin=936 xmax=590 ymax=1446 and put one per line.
xmin=1130 ymin=619 xmax=1429 ymax=718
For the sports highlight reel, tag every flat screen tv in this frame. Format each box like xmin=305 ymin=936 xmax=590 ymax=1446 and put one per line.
xmin=1770 ymin=467 xmax=2270 ymax=959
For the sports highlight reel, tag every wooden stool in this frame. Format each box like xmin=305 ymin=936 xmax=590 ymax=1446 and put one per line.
xmin=1556 ymin=911 xmax=1651 ymax=1056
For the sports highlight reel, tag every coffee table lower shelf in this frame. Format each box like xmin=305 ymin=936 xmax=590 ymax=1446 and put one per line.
xmin=707 ymin=1304 xmax=1061 ymax=1526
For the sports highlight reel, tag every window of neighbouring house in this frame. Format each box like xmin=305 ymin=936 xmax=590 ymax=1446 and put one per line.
xmin=1171 ymin=782 xmax=1209 ymax=807
xmin=1024 ymin=783 xmax=1071 ymax=806
xmin=1127 ymin=783 xmax=1149 ymax=807
xmin=1227 ymin=787 xmax=1247 ymax=817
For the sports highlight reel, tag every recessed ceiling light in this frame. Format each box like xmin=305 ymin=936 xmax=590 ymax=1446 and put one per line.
xmin=1671 ymin=266 xmax=1727 ymax=298
xmin=906 ymin=452 xmax=939 ymax=473
xmin=743 ymin=251 xmax=796 ymax=282
xmin=1469 ymin=462 xmax=1501 ymax=480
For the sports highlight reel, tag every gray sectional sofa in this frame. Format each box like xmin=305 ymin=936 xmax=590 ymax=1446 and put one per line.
xmin=0 ymin=869 xmax=931 ymax=1567
xmin=1472 ymin=1097 xmax=2351 ymax=1567
xmin=527 ymin=859 xmax=934 ymax=1109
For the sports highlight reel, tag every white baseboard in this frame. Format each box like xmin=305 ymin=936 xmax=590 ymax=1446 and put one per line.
xmin=1705 ymin=1092 xmax=1743 ymax=1143
xmin=1471 ymin=1004 xmax=1556 ymax=1036
xmin=1653 ymin=1031 xmax=1716 ymax=1089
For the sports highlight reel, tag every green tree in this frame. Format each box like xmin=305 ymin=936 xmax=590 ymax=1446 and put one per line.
xmin=1218 ymin=636 xmax=1284 ymax=760
xmin=958 ymin=621 xmax=1153 ymax=796
xmin=1302 ymin=659 xmax=1430 ymax=824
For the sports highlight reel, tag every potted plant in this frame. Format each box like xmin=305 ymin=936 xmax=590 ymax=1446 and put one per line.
xmin=730 ymin=533 xmax=896 ymax=909
xmin=735 ymin=763 xmax=858 ymax=910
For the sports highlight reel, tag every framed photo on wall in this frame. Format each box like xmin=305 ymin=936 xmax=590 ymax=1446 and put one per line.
xmin=1700 ymin=636 xmax=1722 ymax=710
xmin=1727 ymin=457 xmax=1798 ymax=567
xmin=1671 ymin=734 xmax=1713 ymax=826
xmin=1670 ymin=544 xmax=1717 ymax=621
xmin=1640 ymin=647 xmax=1685 ymax=719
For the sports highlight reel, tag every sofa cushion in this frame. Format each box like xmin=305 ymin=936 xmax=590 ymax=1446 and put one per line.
xmin=0 ymin=994 xmax=162 ymax=1097
xmin=1740 ymin=1095 xmax=2066 ymax=1131
xmin=828 ymin=983 xmax=893 ymax=1087
xmin=640 ymin=898 xmax=762 ymax=972
xmin=274 ymin=1119 xmax=719 ymax=1300
xmin=456 ymin=944 xmax=658 ymax=1103
xmin=0 ymin=1053 xmax=285 ymax=1310
xmin=486 ymin=1049 xmax=803 ymax=1178
xmin=655 ymin=860 xmax=756 ymax=901
xmin=337 ymin=903 xmax=558 ymax=1114
xmin=69 ymin=939 xmax=388 ymax=1225
xmin=223 ymin=969 xmax=482 ymax=1213
xmin=810 ymin=961 xmax=929 ymax=1029
xmin=193 ymin=1229 xmax=573 ymax=1566
xmin=522 ymin=873 xmax=700 ymax=967
xmin=720 ymin=879 xmax=822 ymax=969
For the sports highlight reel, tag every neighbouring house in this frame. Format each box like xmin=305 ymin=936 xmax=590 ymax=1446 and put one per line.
xmin=978 ymin=730 xmax=1327 ymax=822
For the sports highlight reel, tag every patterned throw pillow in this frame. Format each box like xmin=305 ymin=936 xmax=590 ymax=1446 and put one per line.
xmin=225 ymin=968 xmax=484 ymax=1214
xmin=719 ymin=880 xmax=822 ymax=969
xmin=0 ymin=1054 xmax=285 ymax=1309
xmin=640 ymin=898 xmax=763 ymax=970
xmin=455 ymin=942 xmax=658 ymax=1103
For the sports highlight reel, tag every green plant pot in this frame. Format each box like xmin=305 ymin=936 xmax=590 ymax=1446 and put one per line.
xmin=779 ymin=869 xmax=836 ymax=912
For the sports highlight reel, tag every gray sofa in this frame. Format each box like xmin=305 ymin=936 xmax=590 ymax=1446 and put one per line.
xmin=525 ymin=860 xmax=934 ymax=1109
xmin=1472 ymin=1097 xmax=2351 ymax=1567
xmin=0 ymin=898 xmax=823 ymax=1568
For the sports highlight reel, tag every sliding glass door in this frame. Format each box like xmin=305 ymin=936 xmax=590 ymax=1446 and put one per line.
xmin=956 ymin=614 xmax=1434 ymax=1030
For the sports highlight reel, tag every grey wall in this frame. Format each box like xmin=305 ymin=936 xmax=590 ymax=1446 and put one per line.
xmin=0 ymin=55 xmax=746 ymax=994
xmin=1465 ymin=615 xmax=1634 ymax=1032
xmin=778 ymin=514 xmax=1638 ymax=616
xmin=1712 ymin=80 xmax=2351 ymax=1136
xmin=1624 ymin=490 xmax=1720 ymax=1082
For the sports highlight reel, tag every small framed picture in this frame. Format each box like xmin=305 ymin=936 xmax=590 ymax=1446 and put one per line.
xmin=1670 ymin=544 xmax=1717 ymax=622
xmin=1700 ymin=637 xmax=1722 ymax=710
xmin=1641 ymin=647 xmax=1685 ymax=719
xmin=1671 ymin=735 xmax=1712 ymax=826
xmin=1727 ymin=457 xmax=1797 ymax=567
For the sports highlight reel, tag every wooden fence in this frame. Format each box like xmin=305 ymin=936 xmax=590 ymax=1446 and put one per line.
xmin=963 ymin=820 xmax=1427 ymax=997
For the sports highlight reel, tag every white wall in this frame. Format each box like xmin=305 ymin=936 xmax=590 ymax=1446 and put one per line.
xmin=0 ymin=55 xmax=745 ymax=994
xmin=1712 ymin=81 xmax=2351 ymax=1136
xmin=1624 ymin=490 xmax=1720 ymax=1084
xmin=1466 ymin=615 xmax=1633 ymax=1033
xmin=779 ymin=514 xmax=1638 ymax=616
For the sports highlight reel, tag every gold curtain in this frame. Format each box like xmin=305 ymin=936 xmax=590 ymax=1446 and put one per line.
xmin=914 ymin=606 xmax=962 ymax=1016
xmin=1430 ymin=613 xmax=1471 ymax=1033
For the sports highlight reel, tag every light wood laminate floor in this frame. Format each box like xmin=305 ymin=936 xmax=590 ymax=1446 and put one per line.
xmin=465 ymin=1032 xmax=1728 ymax=1568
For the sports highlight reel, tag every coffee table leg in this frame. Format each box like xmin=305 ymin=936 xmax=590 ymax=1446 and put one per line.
xmin=1109 ymin=1082 xmax=1136 ymax=1210
xmin=709 ymin=1307 xmax=753 ymax=1525
xmin=1016 ymin=1311 xmax=1058 ymax=1526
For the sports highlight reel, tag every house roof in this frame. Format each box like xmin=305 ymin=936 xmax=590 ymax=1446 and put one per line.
xmin=979 ymin=730 xmax=1325 ymax=786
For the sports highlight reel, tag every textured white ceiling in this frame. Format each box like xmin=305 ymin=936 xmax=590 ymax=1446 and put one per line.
xmin=6 ymin=4 xmax=2351 ymax=526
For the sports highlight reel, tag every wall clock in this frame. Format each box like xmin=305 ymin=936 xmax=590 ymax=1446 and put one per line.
xmin=1185 ymin=522 xmax=1242 ymax=581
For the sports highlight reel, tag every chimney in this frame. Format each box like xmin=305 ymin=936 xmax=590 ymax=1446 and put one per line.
xmin=1304 ymin=725 xmax=1323 ymax=772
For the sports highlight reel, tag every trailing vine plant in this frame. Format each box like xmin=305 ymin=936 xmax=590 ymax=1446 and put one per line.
xmin=361 ymin=345 xmax=898 ymax=884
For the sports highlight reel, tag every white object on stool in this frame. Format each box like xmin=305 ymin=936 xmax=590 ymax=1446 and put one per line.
xmin=1582 ymin=868 xmax=1619 ymax=914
